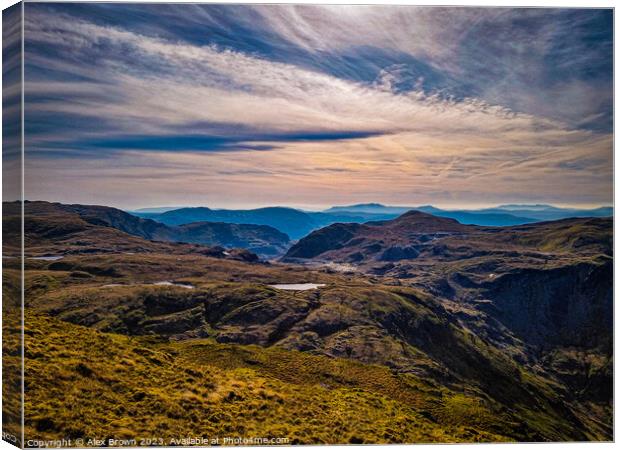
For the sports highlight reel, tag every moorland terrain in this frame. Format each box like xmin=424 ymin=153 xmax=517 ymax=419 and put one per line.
xmin=2 ymin=200 xmax=613 ymax=445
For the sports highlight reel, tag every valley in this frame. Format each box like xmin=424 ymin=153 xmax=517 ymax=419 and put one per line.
xmin=3 ymin=200 xmax=613 ymax=444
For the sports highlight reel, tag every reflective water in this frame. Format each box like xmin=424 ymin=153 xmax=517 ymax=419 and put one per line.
xmin=269 ymin=283 xmax=326 ymax=291
xmin=103 ymin=281 xmax=195 ymax=289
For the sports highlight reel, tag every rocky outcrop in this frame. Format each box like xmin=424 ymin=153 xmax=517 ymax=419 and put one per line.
xmin=380 ymin=246 xmax=420 ymax=261
xmin=285 ymin=223 xmax=362 ymax=259
xmin=479 ymin=258 xmax=612 ymax=349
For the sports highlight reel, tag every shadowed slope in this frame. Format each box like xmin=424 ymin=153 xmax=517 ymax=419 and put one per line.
xmin=4 ymin=201 xmax=289 ymax=257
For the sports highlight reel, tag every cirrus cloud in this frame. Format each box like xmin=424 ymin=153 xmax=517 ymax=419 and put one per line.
xmin=21 ymin=4 xmax=612 ymax=209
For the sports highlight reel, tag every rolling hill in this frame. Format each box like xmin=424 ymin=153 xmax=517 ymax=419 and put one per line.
xmin=140 ymin=207 xmax=317 ymax=240
xmin=284 ymin=210 xmax=611 ymax=263
xmin=5 ymin=201 xmax=612 ymax=443
xmin=136 ymin=203 xmax=611 ymax=241
xmin=283 ymin=210 xmax=612 ymax=359
xmin=324 ymin=203 xmax=612 ymax=225
xmin=12 ymin=243 xmax=611 ymax=442
xmin=5 ymin=201 xmax=290 ymax=258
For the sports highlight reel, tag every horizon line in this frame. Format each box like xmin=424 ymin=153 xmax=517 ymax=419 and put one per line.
xmin=11 ymin=199 xmax=613 ymax=213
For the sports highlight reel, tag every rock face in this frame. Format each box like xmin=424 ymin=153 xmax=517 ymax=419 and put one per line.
xmin=380 ymin=246 xmax=420 ymax=261
xmin=480 ymin=259 xmax=613 ymax=349
xmin=8 ymin=201 xmax=290 ymax=257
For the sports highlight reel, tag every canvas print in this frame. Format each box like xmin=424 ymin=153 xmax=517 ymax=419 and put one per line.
xmin=2 ymin=2 xmax=613 ymax=446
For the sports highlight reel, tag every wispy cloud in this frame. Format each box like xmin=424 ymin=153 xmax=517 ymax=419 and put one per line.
xmin=21 ymin=4 xmax=612 ymax=209
xmin=254 ymin=6 xmax=613 ymax=129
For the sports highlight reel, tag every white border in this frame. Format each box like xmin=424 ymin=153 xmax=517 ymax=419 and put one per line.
xmin=0 ymin=1 xmax=616 ymax=450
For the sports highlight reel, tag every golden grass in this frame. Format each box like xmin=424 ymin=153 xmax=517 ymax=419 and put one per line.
xmin=20 ymin=313 xmax=513 ymax=445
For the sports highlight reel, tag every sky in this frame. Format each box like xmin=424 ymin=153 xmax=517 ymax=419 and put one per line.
xmin=16 ymin=3 xmax=613 ymax=210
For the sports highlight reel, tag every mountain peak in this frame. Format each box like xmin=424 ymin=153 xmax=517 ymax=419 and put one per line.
xmin=378 ymin=210 xmax=469 ymax=234
xmin=399 ymin=209 xmax=437 ymax=218
xmin=496 ymin=204 xmax=554 ymax=211
xmin=325 ymin=202 xmax=386 ymax=210
xmin=350 ymin=203 xmax=386 ymax=208
xmin=395 ymin=209 xmax=462 ymax=226
xmin=171 ymin=206 xmax=212 ymax=212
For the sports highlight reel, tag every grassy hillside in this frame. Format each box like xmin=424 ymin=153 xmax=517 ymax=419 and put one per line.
xmin=18 ymin=252 xmax=612 ymax=442
xmin=21 ymin=313 xmax=515 ymax=444
xmin=4 ymin=201 xmax=612 ymax=444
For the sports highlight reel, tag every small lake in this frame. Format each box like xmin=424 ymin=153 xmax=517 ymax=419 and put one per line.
xmin=152 ymin=281 xmax=195 ymax=289
xmin=30 ymin=256 xmax=64 ymax=261
xmin=269 ymin=283 xmax=326 ymax=291
xmin=102 ymin=281 xmax=195 ymax=289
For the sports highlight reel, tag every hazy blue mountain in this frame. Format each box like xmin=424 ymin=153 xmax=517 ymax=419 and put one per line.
xmin=479 ymin=205 xmax=613 ymax=221
xmin=308 ymin=211 xmax=400 ymax=224
xmin=145 ymin=207 xmax=318 ymax=240
xmin=140 ymin=207 xmax=392 ymax=240
xmin=428 ymin=210 xmax=537 ymax=226
xmin=129 ymin=206 xmax=187 ymax=214
xmin=136 ymin=203 xmax=612 ymax=242
xmin=324 ymin=204 xmax=537 ymax=226
xmin=495 ymin=204 xmax=557 ymax=211
xmin=325 ymin=203 xmax=412 ymax=215
xmin=323 ymin=203 xmax=612 ymax=226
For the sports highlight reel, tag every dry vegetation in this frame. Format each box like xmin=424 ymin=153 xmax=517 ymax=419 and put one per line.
xmin=2 ymin=202 xmax=613 ymax=445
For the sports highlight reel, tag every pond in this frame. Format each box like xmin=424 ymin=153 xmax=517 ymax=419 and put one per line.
xmin=30 ymin=256 xmax=64 ymax=261
xmin=152 ymin=281 xmax=195 ymax=289
xmin=269 ymin=283 xmax=326 ymax=291
xmin=102 ymin=281 xmax=195 ymax=289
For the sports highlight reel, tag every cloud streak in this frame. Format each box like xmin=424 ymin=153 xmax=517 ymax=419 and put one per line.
xmin=21 ymin=4 xmax=612 ymax=209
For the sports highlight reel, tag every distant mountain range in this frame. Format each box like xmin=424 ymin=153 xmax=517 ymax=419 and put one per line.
xmin=131 ymin=206 xmax=186 ymax=214
xmin=131 ymin=203 xmax=612 ymax=240
xmin=136 ymin=207 xmax=320 ymax=240
xmin=326 ymin=202 xmax=613 ymax=222
xmin=133 ymin=206 xmax=401 ymax=239
xmin=15 ymin=201 xmax=612 ymax=260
